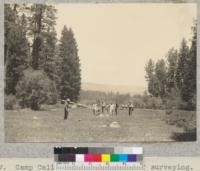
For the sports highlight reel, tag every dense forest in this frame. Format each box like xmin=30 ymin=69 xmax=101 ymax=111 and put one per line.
xmin=5 ymin=4 xmax=81 ymax=110
xmin=145 ymin=22 xmax=197 ymax=110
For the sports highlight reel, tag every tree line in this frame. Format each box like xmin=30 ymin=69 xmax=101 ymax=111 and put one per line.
xmin=80 ymin=90 xmax=168 ymax=110
xmin=5 ymin=4 xmax=81 ymax=110
xmin=145 ymin=22 xmax=196 ymax=110
xmin=80 ymin=90 xmax=132 ymax=105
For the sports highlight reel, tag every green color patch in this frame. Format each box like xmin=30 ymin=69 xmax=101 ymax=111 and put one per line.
xmin=110 ymin=154 xmax=119 ymax=162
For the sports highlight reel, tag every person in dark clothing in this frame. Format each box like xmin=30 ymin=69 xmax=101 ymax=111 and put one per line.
xmin=64 ymin=99 xmax=70 ymax=120
xmin=102 ymin=101 xmax=106 ymax=114
xmin=115 ymin=103 xmax=119 ymax=116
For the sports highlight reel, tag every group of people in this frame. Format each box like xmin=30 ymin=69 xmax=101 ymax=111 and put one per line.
xmin=63 ymin=98 xmax=135 ymax=120
xmin=92 ymin=101 xmax=134 ymax=116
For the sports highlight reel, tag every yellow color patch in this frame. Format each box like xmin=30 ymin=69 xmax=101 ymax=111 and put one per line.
xmin=101 ymin=154 xmax=110 ymax=162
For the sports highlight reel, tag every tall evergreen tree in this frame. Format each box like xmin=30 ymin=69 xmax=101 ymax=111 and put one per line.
xmin=28 ymin=4 xmax=57 ymax=70
xmin=59 ymin=26 xmax=81 ymax=101
xmin=184 ymin=22 xmax=197 ymax=109
xmin=175 ymin=39 xmax=190 ymax=103
xmin=5 ymin=4 xmax=30 ymax=95
xmin=155 ymin=59 xmax=167 ymax=98
xmin=175 ymin=39 xmax=189 ymax=90
xmin=166 ymin=48 xmax=178 ymax=93
xmin=42 ymin=27 xmax=58 ymax=80
xmin=145 ymin=59 xmax=154 ymax=81
xmin=145 ymin=59 xmax=159 ymax=97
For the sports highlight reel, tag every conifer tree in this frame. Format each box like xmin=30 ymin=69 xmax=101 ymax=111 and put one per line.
xmin=145 ymin=59 xmax=159 ymax=97
xmin=175 ymin=39 xmax=190 ymax=104
xmin=184 ymin=22 xmax=197 ymax=109
xmin=28 ymin=4 xmax=57 ymax=70
xmin=166 ymin=48 xmax=178 ymax=93
xmin=155 ymin=59 xmax=167 ymax=98
xmin=59 ymin=26 xmax=81 ymax=101
xmin=5 ymin=4 xmax=30 ymax=95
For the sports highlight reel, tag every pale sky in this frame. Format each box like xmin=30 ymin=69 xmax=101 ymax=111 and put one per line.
xmin=54 ymin=3 xmax=196 ymax=87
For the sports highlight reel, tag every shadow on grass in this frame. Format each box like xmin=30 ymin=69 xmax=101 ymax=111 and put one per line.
xmin=171 ymin=128 xmax=196 ymax=141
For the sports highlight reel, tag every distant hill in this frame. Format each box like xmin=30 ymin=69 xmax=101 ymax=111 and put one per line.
xmin=82 ymin=82 xmax=146 ymax=95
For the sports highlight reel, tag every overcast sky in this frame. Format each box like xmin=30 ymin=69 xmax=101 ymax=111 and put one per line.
xmin=54 ymin=3 xmax=196 ymax=87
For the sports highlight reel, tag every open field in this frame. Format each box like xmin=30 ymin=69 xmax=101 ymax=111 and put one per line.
xmin=5 ymin=105 xmax=196 ymax=142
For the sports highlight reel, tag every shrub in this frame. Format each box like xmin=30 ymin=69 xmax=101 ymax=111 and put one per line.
xmin=5 ymin=95 xmax=17 ymax=110
xmin=144 ymin=96 xmax=163 ymax=109
xmin=164 ymin=110 xmax=196 ymax=132
xmin=165 ymin=89 xmax=181 ymax=109
xmin=16 ymin=69 xmax=58 ymax=110
xmin=165 ymin=88 xmax=193 ymax=110
xmin=133 ymin=96 xmax=145 ymax=108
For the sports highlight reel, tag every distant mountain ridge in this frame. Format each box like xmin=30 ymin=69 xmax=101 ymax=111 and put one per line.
xmin=82 ymin=82 xmax=146 ymax=95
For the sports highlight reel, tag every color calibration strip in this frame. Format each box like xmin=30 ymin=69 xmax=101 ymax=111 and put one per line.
xmin=54 ymin=147 xmax=143 ymax=162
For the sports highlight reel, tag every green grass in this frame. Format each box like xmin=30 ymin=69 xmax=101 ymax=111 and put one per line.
xmin=5 ymin=105 xmax=195 ymax=142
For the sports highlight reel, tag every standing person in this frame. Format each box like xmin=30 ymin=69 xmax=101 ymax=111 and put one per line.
xmin=128 ymin=102 xmax=134 ymax=116
xmin=106 ymin=104 xmax=110 ymax=113
xmin=110 ymin=103 xmax=115 ymax=116
xmin=92 ymin=103 xmax=99 ymax=115
xmin=102 ymin=101 xmax=106 ymax=114
xmin=64 ymin=98 xmax=70 ymax=120
xmin=92 ymin=103 xmax=96 ymax=115
xmin=115 ymin=103 xmax=119 ymax=116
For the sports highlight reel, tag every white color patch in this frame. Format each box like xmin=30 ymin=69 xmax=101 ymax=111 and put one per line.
xmin=115 ymin=147 xmax=143 ymax=154
xmin=76 ymin=154 xmax=84 ymax=162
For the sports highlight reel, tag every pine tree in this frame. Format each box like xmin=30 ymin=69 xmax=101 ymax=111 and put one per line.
xmin=59 ymin=26 xmax=81 ymax=101
xmin=155 ymin=59 xmax=167 ymax=98
xmin=4 ymin=4 xmax=30 ymax=95
xmin=175 ymin=38 xmax=190 ymax=104
xmin=145 ymin=59 xmax=154 ymax=81
xmin=42 ymin=27 xmax=58 ymax=80
xmin=175 ymin=39 xmax=189 ymax=90
xmin=166 ymin=48 xmax=178 ymax=93
xmin=28 ymin=4 xmax=57 ymax=70
xmin=184 ymin=22 xmax=197 ymax=109
xmin=145 ymin=59 xmax=159 ymax=97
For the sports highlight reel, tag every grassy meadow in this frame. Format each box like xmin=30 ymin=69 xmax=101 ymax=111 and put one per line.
xmin=5 ymin=104 xmax=196 ymax=142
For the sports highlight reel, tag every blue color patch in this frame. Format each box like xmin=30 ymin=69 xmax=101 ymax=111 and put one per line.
xmin=128 ymin=154 xmax=137 ymax=162
xmin=118 ymin=154 xmax=128 ymax=162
